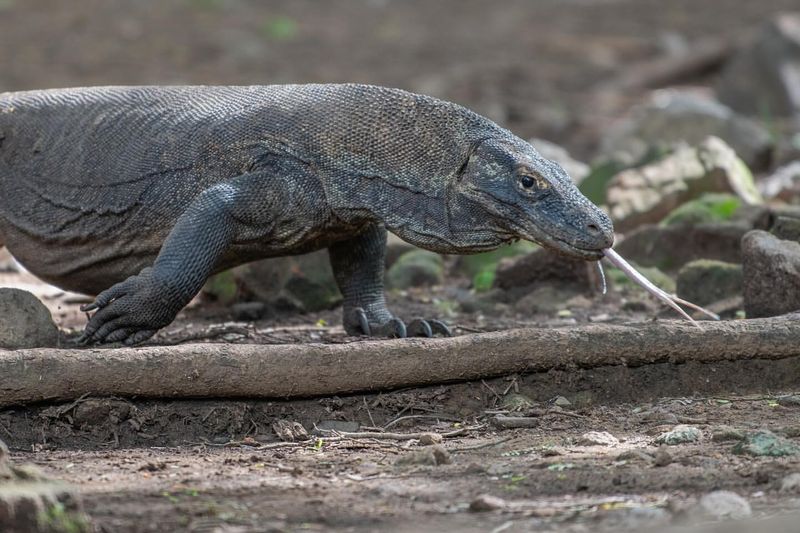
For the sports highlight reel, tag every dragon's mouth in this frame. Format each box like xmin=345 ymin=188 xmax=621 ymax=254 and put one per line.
xmin=522 ymin=229 xmax=605 ymax=260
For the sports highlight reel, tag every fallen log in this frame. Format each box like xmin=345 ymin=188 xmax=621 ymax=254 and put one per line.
xmin=1 ymin=315 xmax=799 ymax=407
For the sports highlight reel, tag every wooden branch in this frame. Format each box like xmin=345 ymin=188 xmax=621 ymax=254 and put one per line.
xmin=1 ymin=315 xmax=799 ymax=407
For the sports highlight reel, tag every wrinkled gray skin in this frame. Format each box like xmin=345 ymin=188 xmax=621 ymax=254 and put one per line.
xmin=0 ymin=84 xmax=613 ymax=344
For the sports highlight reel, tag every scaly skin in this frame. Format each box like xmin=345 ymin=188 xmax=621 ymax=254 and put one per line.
xmin=0 ymin=84 xmax=613 ymax=344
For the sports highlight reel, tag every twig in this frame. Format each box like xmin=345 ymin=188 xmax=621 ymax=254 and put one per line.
xmin=362 ymin=397 xmax=376 ymax=428
xmin=450 ymin=436 xmax=514 ymax=453
xmin=382 ymin=414 xmax=462 ymax=430
xmin=316 ymin=427 xmax=478 ymax=441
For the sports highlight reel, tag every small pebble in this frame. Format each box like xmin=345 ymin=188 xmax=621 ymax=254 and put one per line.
xmin=616 ymin=449 xmax=654 ymax=463
xmin=655 ymin=425 xmax=702 ymax=445
xmin=418 ymin=433 xmax=443 ymax=446
xmin=469 ymin=494 xmax=507 ymax=512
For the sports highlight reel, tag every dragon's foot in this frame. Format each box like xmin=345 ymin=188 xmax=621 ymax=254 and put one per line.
xmin=76 ymin=267 xmax=179 ymax=345
xmin=345 ymin=307 xmax=451 ymax=338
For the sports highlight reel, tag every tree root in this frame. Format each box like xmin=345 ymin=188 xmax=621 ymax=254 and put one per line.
xmin=1 ymin=315 xmax=799 ymax=407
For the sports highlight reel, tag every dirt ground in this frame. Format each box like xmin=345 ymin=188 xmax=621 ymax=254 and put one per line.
xmin=3 ymin=0 xmax=800 ymax=531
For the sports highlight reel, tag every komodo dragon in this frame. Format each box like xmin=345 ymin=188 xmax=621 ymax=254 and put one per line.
xmin=0 ymin=84 xmax=613 ymax=344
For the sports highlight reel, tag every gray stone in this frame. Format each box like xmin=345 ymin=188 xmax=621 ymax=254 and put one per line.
xmin=615 ymin=222 xmax=749 ymax=272
xmin=716 ymin=13 xmax=800 ymax=120
xmin=742 ymin=230 xmax=800 ymax=317
xmin=677 ymin=260 xmax=743 ymax=307
xmin=552 ymin=396 xmax=572 ymax=408
xmin=655 ymin=425 xmax=702 ymax=445
xmin=695 ymin=490 xmax=752 ymax=520
xmin=771 ymin=215 xmax=800 ymax=242
xmin=529 ymin=138 xmax=590 ymax=185
xmin=469 ymin=494 xmax=507 ymax=512
xmin=0 ymin=288 xmax=59 ymax=349
xmin=606 ymin=136 xmax=761 ymax=232
xmin=601 ymin=90 xmax=774 ymax=170
xmin=386 ymin=249 xmax=444 ymax=289
xmin=733 ymin=430 xmax=800 ymax=456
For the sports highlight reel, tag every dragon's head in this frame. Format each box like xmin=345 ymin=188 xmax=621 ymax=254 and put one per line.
xmin=456 ymin=137 xmax=614 ymax=259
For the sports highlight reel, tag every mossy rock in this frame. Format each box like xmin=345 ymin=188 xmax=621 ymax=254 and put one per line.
xmin=660 ymin=193 xmax=742 ymax=226
xmin=677 ymin=259 xmax=743 ymax=306
xmin=387 ymin=250 xmax=444 ymax=289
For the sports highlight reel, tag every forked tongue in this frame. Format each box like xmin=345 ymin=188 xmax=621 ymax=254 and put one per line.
xmin=600 ymin=248 xmax=720 ymax=325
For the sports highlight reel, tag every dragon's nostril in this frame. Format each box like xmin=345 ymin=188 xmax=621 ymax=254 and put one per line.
xmin=587 ymin=223 xmax=600 ymax=234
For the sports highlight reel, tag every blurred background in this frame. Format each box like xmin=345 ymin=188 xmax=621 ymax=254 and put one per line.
xmin=2 ymin=0 xmax=800 ymax=333
xmin=0 ymin=0 xmax=797 ymax=160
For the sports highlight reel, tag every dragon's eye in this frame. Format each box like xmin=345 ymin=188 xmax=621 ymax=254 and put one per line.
xmin=520 ymin=175 xmax=536 ymax=188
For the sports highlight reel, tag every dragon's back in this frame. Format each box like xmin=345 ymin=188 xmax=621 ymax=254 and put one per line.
xmin=0 ymin=84 xmax=501 ymax=293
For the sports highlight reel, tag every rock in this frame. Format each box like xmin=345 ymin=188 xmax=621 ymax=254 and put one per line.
xmin=655 ymin=425 xmax=702 ymax=445
xmin=455 ymin=241 xmax=538 ymax=293
xmin=695 ymin=490 xmax=752 ymax=520
xmin=529 ymin=138 xmax=590 ymax=185
xmin=552 ymin=396 xmax=572 ymax=408
xmin=759 ymin=161 xmax=800 ymax=203
xmin=779 ymin=472 xmax=800 ymax=493
xmin=653 ymin=446 xmax=673 ymax=467
xmin=601 ymin=90 xmax=774 ymax=171
xmin=660 ymin=193 xmax=742 ymax=226
xmin=395 ymin=445 xmax=451 ymax=466
xmin=780 ymin=472 xmax=800 ymax=494
xmin=0 ymin=439 xmax=90 ymax=533
xmin=606 ymin=136 xmax=761 ymax=232
xmin=418 ymin=433 xmax=443 ymax=446
xmin=577 ymin=431 xmax=619 ymax=447
xmin=272 ymin=420 xmax=309 ymax=442
xmin=0 ymin=288 xmax=59 ymax=349
xmin=715 ymin=13 xmax=800 ymax=120
xmin=494 ymin=247 xmax=595 ymax=295
xmin=742 ymin=231 xmax=800 ymax=317
xmin=501 ymin=393 xmax=536 ymax=412
xmin=771 ymin=215 xmax=800 ymax=242
xmin=676 ymin=260 xmax=743 ymax=307
xmin=711 ymin=425 xmax=745 ymax=442
xmin=614 ymin=222 xmax=748 ymax=271
xmin=778 ymin=395 xmax=800 ymax=407
xmin=386 ymin=250 xmax=444 ymax=289
xmin=615 ymin=449 xmax=654 ymax=463
xmin=469 ymin=494 xmax=507 ymax=512
xmin=205 ymin=250 xmax=342 ymax=313
xmin=733 ymin=430 xmax=800 ymax=456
